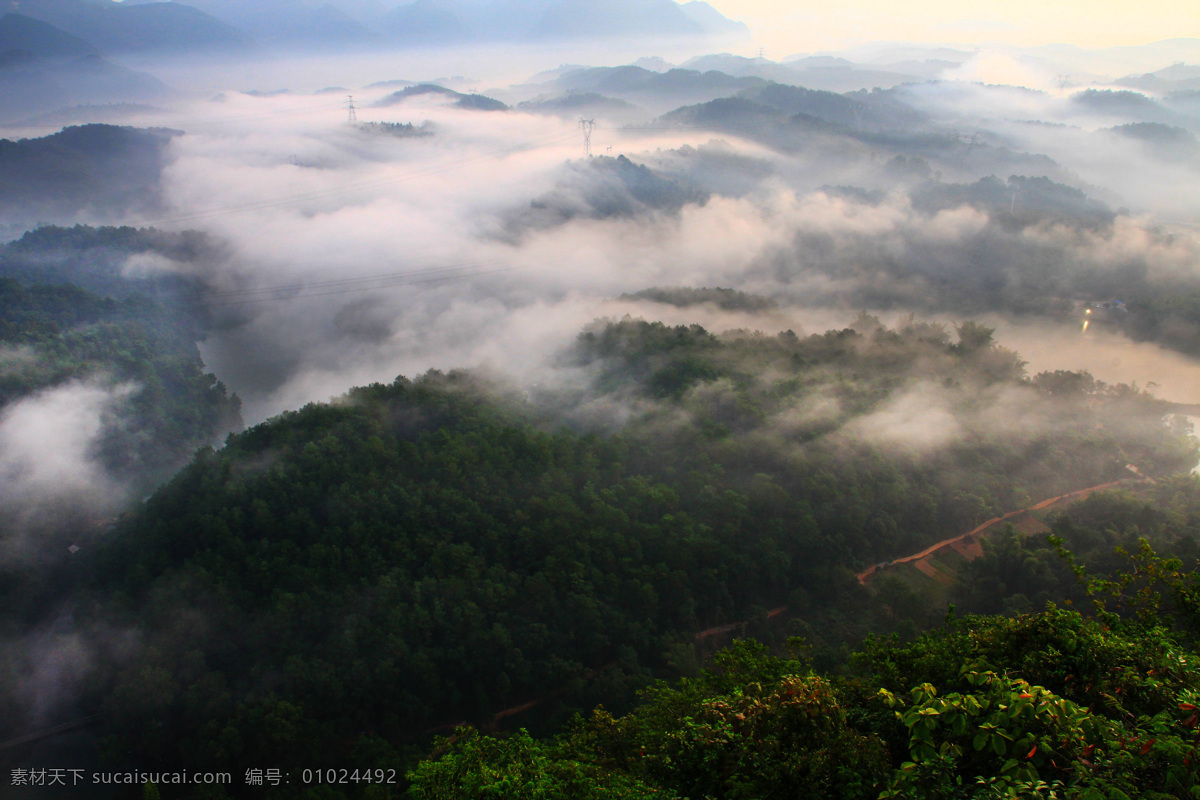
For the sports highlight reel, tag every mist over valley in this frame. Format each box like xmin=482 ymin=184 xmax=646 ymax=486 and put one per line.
xmin=2 ymin=3 xmax=1200 ymax=797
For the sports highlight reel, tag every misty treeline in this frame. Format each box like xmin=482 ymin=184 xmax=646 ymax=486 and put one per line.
xmin=0 ymin=25 xmax=1197 ymax=796
xmin=507 ymin=75 xmax=1200 ymax=358
xmin=489 ymin=126 xmax=1198 ymax=364
xmin=0 ymin=224 xmax=241 ymax=623
xmin=5 ymin=65 xmax=1200 ymax=363
xmin=0 ymin=224 xmax=240 ymax=479
xmin=0 ymin=302 xmax=1189 ymax=795
xmin=632 ymin=140 xmax=1200 ymax=356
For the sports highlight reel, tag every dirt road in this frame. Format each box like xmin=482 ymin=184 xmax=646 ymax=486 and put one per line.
xmin=855 ymin=480 xmax=1125 ymax=586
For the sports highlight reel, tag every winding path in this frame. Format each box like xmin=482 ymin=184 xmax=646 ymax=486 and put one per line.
xmin=855 ymin=479 xmax=1126 ymax=586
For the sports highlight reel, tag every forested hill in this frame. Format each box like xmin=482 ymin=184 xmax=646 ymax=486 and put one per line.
xmin=0 ymin=223 xmax=220 ymax=299
xmin=0 ymin=224 xmax=240 ymax=486
xmin=0 ymin=125 xmax=178 ymax=223
xmin=0 ymin=277 xmax=239 ymax=484
xmin=67 ymin=316 xmax=1197 ymax=785
xmin=0 ymin=225 xmax=241 ymax=634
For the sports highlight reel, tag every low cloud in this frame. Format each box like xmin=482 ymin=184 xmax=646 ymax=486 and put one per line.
xmin=24 ymin=58 xmax=1179 ymax=428
xmin=0 ymin=380 xmax=138 ymax=554
xmin=842 ymin=385 xmax=962 ymax=453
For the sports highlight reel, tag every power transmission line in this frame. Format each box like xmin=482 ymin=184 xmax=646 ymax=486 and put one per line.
xmin=600 ymin=125 xmax=708 ymax=131
xmin=204 ymin=258 xmax=512 ymax=303
xmin=205 ymin=264 xmax=515 ymax=308
xmin=133 ymin=129 xmax=579 ymax=228
xmin=130 ymin=122 xmax=709 ymax=229
xmin=579 ymin=117 xmax=596 ymax=157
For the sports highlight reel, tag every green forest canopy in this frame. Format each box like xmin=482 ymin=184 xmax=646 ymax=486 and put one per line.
xmin=50 ymin=313 xmax=1198 ymax=793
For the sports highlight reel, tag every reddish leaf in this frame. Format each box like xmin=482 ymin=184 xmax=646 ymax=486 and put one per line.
xmin=1140 ymin=738 xmax=1156 ymax=755
xmin=1027 ymin=745 xmax=1038 ymax=758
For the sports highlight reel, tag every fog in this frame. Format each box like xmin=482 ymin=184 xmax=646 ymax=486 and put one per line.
xmin=0 ymin=380 xmax=135 ymax=553
xmin=3 ymin=14 xmax=1200 ymax=756
xmin=86 ymin=52 xmax=1188 ymax=422
xmin=2 ymin=30 xmax=1200 ymax=472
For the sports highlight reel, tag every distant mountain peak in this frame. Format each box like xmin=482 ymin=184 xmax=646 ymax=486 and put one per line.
xmin=680 ymin=1 xmax=749 ymax=36
xmin=6 ymin=0 xmax=248 ymax=54
xmin=0 ymin=12 xmax=98 ymax=59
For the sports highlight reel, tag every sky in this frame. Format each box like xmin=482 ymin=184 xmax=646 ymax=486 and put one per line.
xmin=700 ymin=0 xmax=1200 ymax=56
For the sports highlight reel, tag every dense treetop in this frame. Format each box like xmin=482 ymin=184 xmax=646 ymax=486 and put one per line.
xmin=50 ymin=314 xmax=1195 ymax=794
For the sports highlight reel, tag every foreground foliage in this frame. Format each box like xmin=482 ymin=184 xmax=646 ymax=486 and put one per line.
xmin=412 ymin=609 xmax=1200 ymax=800
xmin=62 ymin=315 xmax=1200 ymax=793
